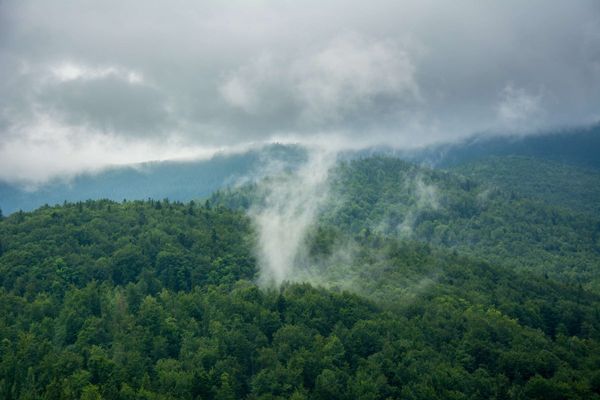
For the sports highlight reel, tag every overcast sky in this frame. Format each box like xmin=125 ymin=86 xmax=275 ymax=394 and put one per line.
xmin=1 ymin=0 xmax=599 ymax=185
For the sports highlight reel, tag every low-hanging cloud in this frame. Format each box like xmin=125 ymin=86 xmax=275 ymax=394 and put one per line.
xmin=0 ymin=112 xmax=223 ymax=188
xmin=397 ymin=175 xmax=440 ymax=238
xmin=249 ymin=147 xmax=336 ymax=286
xmin=1 ymin=0 xmax=600 ymax=184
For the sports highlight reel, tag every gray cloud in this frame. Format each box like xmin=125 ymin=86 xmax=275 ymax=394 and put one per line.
xmin=37 ymin=63 xmax=171 ymax=135
xmin=218 ymin=34 xmax=421 ymax=133
xmin=1 ymin=0 xmax=599 ymax=184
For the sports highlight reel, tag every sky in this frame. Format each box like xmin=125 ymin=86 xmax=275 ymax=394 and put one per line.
xmin=1 ymin=0 xmax=599 ymax=185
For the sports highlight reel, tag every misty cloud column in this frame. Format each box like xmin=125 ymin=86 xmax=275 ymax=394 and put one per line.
xmin=250 ymin=149 xmax=336 ymax=287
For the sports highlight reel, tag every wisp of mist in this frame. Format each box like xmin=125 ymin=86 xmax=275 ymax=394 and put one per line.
xmin=249 ymin=147 xmax=337 ymax=286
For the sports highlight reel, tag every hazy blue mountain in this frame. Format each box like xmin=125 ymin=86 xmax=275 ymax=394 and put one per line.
xmin=0 ymin=144 xmax=306 ymax=214
xmin=412 ymin=124 xmax=600 ymax=169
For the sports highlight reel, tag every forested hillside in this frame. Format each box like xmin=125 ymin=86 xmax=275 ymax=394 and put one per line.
xmin=2 ymin=156 xmax=600 ymax=399
xmin=449 ymin=156 xmax=600 ymax=215
xmin=213 ymin=156 xmax=600 ymax=291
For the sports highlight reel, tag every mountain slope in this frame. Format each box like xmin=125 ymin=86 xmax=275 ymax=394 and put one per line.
xmin=413 ymin=124 xmax=600 ymax=170
xmin=212 ymin=156 xmax=600 ymax=291
xmin=2 ymin=199 xmax=600 ymax=399
xmin=449 ymin=156 xmax=600 ymax=215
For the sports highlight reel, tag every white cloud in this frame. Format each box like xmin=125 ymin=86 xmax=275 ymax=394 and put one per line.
xmin=219 ymin=54 xmax=280 ymax=114
xmin=496 ymin=84 xmax=544 ymax=130
xmin=0 ymin=113 xmax=225 ymax=187
xmin=218 ymin=33 xmax=421 ymax=125
xmin=50 ymin=62 xmax=145 ymax=84
xmin=219 ymin=76 xmax=255 ymax=112
xmin=292 ymin=34 xmax=421 ymax=123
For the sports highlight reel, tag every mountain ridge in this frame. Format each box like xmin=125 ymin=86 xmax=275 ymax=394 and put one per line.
xmin=2 ymin=125 xmax=599 ymax=215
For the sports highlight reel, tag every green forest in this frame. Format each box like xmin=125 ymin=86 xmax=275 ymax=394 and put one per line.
xmin=2 ymin=156 xmax=600 ymax=399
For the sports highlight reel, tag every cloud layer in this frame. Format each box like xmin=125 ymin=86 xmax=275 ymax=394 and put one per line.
xmin=1 ymin=0 xmax=600 ymax=184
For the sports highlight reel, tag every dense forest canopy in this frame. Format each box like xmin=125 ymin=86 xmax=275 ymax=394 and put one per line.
xmin=449 ymin=156 xmax=600 ymax=216
xmin=212 ymin=156 xmax=600 ymax=291
xmin=2 ymin=155 xmax=600 ymax=399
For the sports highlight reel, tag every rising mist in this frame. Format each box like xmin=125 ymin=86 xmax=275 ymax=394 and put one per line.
xmin=249 ymin=148 xmax=337 ymax=286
